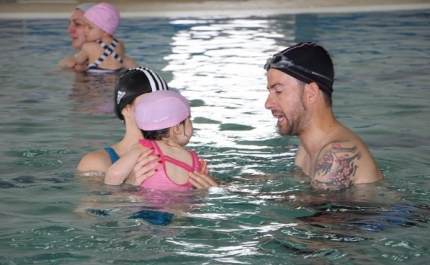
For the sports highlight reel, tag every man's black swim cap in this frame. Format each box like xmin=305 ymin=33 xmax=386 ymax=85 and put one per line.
xmin=114 ymin=67 xmax=168 ymax=121
xmin=273 ymin=42 xmax=334 ymax=96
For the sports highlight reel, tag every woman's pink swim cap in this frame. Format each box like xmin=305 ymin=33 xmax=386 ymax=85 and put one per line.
xmin=135 ymin=90 xmax=191 ymax=131
xmin=84 ymin=2 xmax=120 ymax=35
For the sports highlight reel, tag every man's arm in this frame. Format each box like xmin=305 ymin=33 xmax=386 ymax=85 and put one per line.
xmin=311 ymin=142 xmax=362 ymax=190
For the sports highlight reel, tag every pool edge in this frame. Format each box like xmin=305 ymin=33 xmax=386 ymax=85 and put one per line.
xmin=1 ymin=3 xmax=430 ymax=19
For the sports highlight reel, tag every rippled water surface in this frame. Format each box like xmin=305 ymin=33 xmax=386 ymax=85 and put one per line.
xmin=0 ymin=10 xmax=429 ymax=264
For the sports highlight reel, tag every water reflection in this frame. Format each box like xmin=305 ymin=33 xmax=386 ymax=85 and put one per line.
xmin=68 ymin=72 xmax=122 ymax=115
xmin=163 ymin=17 xmax=299 ymax=180
xmin=165 ymin=17 xmax=295 ymax=147
xmin=1 ymin=9 xmax=430 ymax=264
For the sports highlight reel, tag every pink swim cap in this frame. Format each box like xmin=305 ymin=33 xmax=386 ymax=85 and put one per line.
xmin=84 ymin=2 xmax=120 ymax=35
xmin=135 ymin=90 xmax=190 ymax=131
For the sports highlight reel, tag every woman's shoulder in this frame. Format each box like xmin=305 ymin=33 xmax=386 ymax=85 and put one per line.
xmin=76 ymin=148 xmax=112 ymax=173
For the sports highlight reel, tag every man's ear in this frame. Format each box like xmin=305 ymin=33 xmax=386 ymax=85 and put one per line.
xmin=306 ymin=82 xmax=320 ymax=105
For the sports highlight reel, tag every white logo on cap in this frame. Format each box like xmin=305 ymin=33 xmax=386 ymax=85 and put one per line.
xmin=117 ymin=91 xmax=126 ymax=104
xmin=153 ymin=116 xmax=169 ymax=123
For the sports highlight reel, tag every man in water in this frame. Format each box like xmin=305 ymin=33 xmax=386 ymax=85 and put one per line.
xmin=264 ymin=42 xmax=383 ymax=190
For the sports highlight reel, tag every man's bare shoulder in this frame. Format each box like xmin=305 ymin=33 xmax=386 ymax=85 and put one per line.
xmin=311 ymin=140 xmax=383 ymax=190
xmin=294 ymin=145 xmax=309 ymax=173
xmin=76 ymin=149 xmax=112 ymax=173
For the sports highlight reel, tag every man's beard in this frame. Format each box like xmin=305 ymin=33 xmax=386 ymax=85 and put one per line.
xmin=278 ymin=91 xmax=309 ymax=136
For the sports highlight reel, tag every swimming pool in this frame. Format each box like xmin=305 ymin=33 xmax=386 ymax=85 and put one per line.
xmin=0 ymin=9 xmax=429 ymax=264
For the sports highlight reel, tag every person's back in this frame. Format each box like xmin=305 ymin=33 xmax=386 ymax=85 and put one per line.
xmin=83 ymin=35 xmax=125 ymax=71
xmin=138 ymin=139 xmax=199 ymax=191
xmin=264 ymin=42 xmax=383 ymax=190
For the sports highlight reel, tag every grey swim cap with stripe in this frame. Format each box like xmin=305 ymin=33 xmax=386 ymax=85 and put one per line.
xmin=76 ymin=3 xmax=95 ymax=13
xmin=114 ymin=67 xmax=169 ymax=121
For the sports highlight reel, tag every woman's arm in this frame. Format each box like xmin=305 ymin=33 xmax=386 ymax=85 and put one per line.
xmin=58 ymin=55 xmax=75 ymax=68
xmin=188 ymin=160 xmax=218 ymax=188
xmin=123 ymin=149 xmax=160 ymax=186
xmin=188 ymin=171 xmax=219 ymax=189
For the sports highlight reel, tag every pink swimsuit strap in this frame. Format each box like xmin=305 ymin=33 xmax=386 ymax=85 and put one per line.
xmin=151 ymin=140 xmax=196 ymax=171
xmin=139 ymin=139 xmax=199 ymax=172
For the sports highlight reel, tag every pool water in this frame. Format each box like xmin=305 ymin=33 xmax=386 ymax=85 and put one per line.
xmin=0 ymin=9 xmax=430 ymax=264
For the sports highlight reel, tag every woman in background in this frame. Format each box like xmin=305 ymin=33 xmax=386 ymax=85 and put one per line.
xmin=58 ymin=3 xmax=139 ymax=71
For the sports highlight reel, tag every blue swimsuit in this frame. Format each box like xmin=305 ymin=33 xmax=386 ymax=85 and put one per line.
xmin=87 ymin=38 xmax=124 ymax=74
xmin=104 ymin=147 xmax=120 ymax=164
xmin=92 ymin=146 xmax=173 ymax=226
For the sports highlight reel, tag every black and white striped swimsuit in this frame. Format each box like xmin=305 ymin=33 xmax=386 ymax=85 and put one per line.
xmin=87 ymin=38 xmax=124 ymax=74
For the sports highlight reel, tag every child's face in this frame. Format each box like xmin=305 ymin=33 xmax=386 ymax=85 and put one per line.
xmin=179 ymin=116 xmax=194 ymax=146
xmin=83 ymin=17 xmax=104 ymax=42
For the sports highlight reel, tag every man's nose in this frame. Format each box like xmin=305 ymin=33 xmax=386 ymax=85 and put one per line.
xmin=264 ymin=93 xmax=273 ymax=110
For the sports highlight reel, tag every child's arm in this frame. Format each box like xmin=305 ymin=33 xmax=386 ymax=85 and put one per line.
xmin=104 ymin=144 xmax=143 ymax=185
xmin=74 ymin=43 xmax=90 ymax=66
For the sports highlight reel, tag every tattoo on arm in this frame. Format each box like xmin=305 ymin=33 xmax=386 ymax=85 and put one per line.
xmin=312 ymin=143 xmax=362 ymax=190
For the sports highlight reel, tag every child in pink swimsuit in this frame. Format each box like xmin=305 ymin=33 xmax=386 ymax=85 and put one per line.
xmin=105 ymin=90 xmax=201 ymax=191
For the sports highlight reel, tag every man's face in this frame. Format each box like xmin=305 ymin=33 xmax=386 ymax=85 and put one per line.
xmin=264 ymin=69 xmax=309 ymax=136
xmin=67 ymin=10 xmax=87 ymax=50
